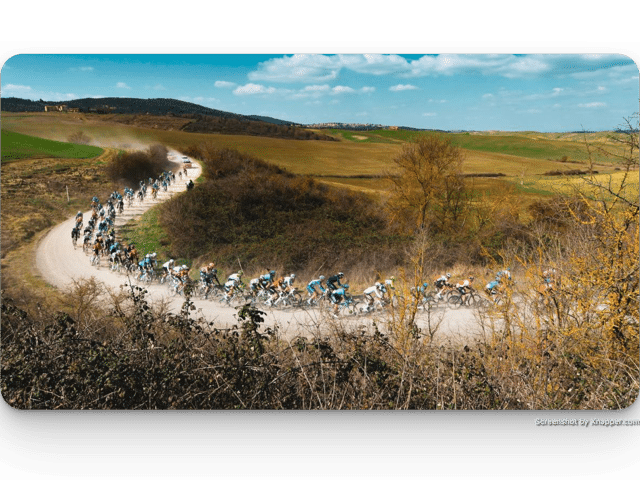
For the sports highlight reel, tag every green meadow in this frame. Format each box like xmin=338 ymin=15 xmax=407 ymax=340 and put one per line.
xmin=1 ymin=129 xmax=104 ymax=163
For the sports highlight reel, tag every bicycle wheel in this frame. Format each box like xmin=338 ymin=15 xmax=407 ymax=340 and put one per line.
xmin=466 ymin=293 xmax=479 ymax=307
xmin=289 ymin=293 xmax=303 ymax=308
xmin=448 ymin=295 xmax=463 ymax=308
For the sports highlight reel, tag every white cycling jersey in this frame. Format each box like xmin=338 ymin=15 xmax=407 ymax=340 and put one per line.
xmin=364 ymin=285 xmax=384 ymax=298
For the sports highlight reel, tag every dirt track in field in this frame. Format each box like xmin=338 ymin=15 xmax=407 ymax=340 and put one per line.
xmin=35 ymin=151 xmax=485 ymax=341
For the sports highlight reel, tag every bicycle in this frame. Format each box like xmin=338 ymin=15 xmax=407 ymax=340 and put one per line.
xmin=274 ymin=288 xmax=303 ymax=309
xmin=331 ymin=295 xmax=359 ymax=317
xmin=357 ymin=296 xmax=388 ymax=315
xmin=447 ymin=287 xmax=484 ymax=308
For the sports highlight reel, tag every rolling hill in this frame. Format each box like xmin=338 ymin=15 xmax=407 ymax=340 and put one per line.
xmin=1 ymin=97 xmax=295 ymax=125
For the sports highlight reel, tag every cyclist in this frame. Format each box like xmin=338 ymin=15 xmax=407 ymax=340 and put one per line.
xmin=485 ymin=278 xmax=500 ymax=296
xmin=273 ymin=273 xmax=296 ymax=306
xmin=176 ymin=265 xmax=191 ymax=290
xmin=163 ymin=259 xmax=175 ymax=280
xmin=259 ymin=270 xmax=276 ymax=290
xmin=411 ymin=281 xmax=429 ymax=300
xmin=126 ymin=244 xmax=138 ymax=266
xmin=82 ymin=231 xmax=92 ymax=251
xmin=456 ymin=276 xmax=475 ymax=296
xmin=326 ymin=272 xmax=345 ymax=292
xmin=71 ymin=226 xmax=81 ymax=246
xmin=222 ymin=271 xmax=243 ymax=302
xmin=248 ymin=277 xmax=261 ymax=296
xmin=266 ymin=273 xmax=287 ymax=306
xmin=330 ymin=284 xmax=350 ymax=316
xmin=205 ymin=263 xmax=221 ymax=286
xmin=363 ymin=282 xmax=387 ymax=311
xmin=306 ymin=275 xmax=326 ymax=305
xmin=434 ymin=273 xmax=452 ymax=299
xmin=91 ymin=236 xmax=103 ymax=264
xmin=539 ymin=268 xmax=559 ymax=296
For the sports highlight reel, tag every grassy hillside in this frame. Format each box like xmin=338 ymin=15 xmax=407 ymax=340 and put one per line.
xmin=1 ymin=130 xmax=104 ymax=163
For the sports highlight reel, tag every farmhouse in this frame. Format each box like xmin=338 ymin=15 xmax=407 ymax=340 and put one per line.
xmin=44 ymin=105 xmax=67 ymax=112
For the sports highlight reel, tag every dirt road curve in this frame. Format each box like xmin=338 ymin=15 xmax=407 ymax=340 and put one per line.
xmin=35 ymin=151 xmax=483 ymax=340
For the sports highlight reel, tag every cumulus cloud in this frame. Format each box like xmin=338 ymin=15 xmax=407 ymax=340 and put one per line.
xmin=116 ymin=82 xmax=131 ymax=89
xmin=233 ymin=83 xmax=276 ymax=95
xmin=247 ymin=54 xmax=636 ymax=83
xmin=249 ymin=54 xmax=341 ymax=83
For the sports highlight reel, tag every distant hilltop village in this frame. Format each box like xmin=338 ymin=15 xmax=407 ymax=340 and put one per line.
xmin=306 ymin=122 xmax=449 ymax=132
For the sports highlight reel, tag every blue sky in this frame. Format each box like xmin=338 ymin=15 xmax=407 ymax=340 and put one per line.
xmin=2 ymin=53 xmax=638 ymax=131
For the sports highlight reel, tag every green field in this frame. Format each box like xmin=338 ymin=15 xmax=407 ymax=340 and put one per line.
xmin=1 ymin=129 xmax=104 ymax=163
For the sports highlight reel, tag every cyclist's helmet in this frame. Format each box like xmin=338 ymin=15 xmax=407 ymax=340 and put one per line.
xmin=319 ymin=275 xmax=325 ymax=280
xmin=270 ymin=270 xmax=276 ymax=276
xmin=338 ymin=272 xmax=344 ymax=278
xmin=423 ymin=282 xmax=428 ymax=288
xmin=343 ymin=284 xmax=350 ymax=290
xmin=470 ymin=276 xmax=474 ymax=280
xmin=290 ymin=273 xmax=296 ymax=278
xmin=208 ymin=263 xmax=215 ymax=268
xmin=446 ymin=273 xmax=451 ymax=278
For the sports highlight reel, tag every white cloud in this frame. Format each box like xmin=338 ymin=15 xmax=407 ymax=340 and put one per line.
xmin=360 ymin=86 xmax=375 ymax=93
xmin=2 ymin=84 xmax=78 ymax=101
xmin=390 ymin=84 xmax=417 ymax=92
xmin=215 ymin=80 xmax=236 ymax=88
xmin=233 ymin=83 xmax=276 ymax=95
xmin=248 ymin=54 xmax=636 ymax=85
xmin=116 ymin=82 xmax=131 ymax=89
xmin=422 ymin=112 xmax=437 ymax=117
xmin=3 ymin=84 xmax=32 ymax=92
xmin=331 ymin=85 xmax=355 ymax=94
xmin=340 ymin=54 xmax=411 ymax=76
xmin=249 ymin=54 xmax=341 ymax=83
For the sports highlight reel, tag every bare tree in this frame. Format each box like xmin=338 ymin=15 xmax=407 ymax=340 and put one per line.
xmin=386 ymin=134 xmax=469 ymax=233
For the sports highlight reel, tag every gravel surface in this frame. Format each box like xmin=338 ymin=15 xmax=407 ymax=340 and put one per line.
xmin=35 ymin=151 xmax=485 ymax=341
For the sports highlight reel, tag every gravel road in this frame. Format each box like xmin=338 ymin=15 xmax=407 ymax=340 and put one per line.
xmin=35 ymin=151 xmax=485 ymax=341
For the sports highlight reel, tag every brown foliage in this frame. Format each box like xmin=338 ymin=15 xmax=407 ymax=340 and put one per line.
xmin=106 ymin=144 xmax=172 ymax=187
xmin=160 ymin=145 xmax=408 ymax=275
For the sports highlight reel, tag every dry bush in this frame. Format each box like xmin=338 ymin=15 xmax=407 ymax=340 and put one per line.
xmin=106 ymin=144 xmax=172 ymax=187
